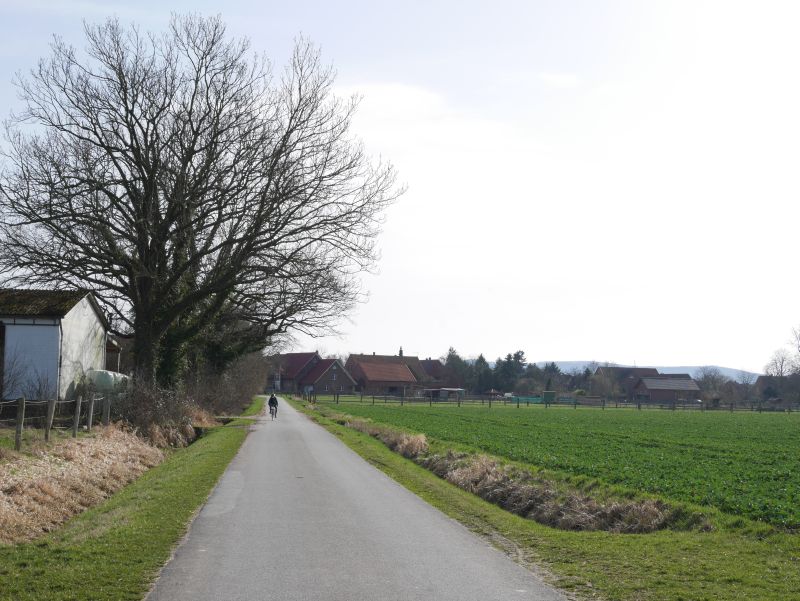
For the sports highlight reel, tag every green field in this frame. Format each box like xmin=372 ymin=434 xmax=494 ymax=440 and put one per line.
xmin=321 ymin=402 xmax=800 ymax=527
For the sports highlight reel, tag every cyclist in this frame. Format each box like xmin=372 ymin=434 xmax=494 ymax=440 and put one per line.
xmin=268 ymin=394 xmax=278 ymax=420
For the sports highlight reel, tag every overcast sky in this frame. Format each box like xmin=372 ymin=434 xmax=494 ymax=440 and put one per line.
xmin=2 ymin=1 xmax=798 ymax=372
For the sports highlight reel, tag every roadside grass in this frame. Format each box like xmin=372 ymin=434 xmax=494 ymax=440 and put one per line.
xmin=0 ymin=396 xmax=264 ymax=601
xmin=294 ymin=401 xmax=800 ymax=601
xmin=240 ymin=395 xmax=265 ymax=417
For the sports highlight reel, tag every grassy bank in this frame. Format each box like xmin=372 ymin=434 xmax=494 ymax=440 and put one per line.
xmin=296 ymin=401 xmax=800 ymax=601
xmin=0 ymin=396 xmax=263 ymax=601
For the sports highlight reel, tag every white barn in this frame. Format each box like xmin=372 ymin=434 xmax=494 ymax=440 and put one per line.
xmin=0 ymin=289 xmax=108 ymax=400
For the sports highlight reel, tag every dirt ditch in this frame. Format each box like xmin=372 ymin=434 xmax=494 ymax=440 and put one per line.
xmin=336 ymin=415 xmax=710 ymax=534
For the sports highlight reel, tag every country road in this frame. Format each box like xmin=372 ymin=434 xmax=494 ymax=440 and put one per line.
xmin=146 ymin=399 xmax=566 ymax=601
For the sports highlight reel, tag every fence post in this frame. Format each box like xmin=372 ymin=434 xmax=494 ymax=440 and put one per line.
xmin=429 ymin=393 xmax=432 ymax=407
xmin=14 ymin=397 xmax=25 ymax=451
xmin=488 ymin=397 xmax=492 ymax=408
xmin=45 ymin=397 xmax=56 ymax=442
xmin=372 ymin=395 xmax=375 ymax=405
xmin=72 ymin=396 xmax=82 ymax=438
xmin=516 ymin=397 xmax=520 ymax=409
xmin=400 ymin=395 xmax=404 ymax=406
xmin=103 ymin=395 xmax=111 ymax=426
xmin=602 ymin=398 xmax=605 ymax=410
xmin=86 ymin=395 xmax=96 ymax=431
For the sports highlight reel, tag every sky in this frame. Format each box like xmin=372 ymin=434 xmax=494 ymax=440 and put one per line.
xmin=1 ymin=1 xmax=798 ymax=372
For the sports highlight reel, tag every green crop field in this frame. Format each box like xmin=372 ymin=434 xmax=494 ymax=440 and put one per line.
xmin=324 ymin=402 xmax=800 ymax=527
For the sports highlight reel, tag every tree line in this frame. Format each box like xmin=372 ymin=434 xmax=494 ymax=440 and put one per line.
xmin=440 ymin=348 xmax=593 ymax=395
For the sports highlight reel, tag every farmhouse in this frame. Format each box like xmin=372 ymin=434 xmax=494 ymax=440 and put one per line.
xmin=346 ymin=352 xmax=431 ymax=396
xmin=268 ymin=352 xmax=358 ymax=395
xmin=593 ymin=366 xmax=660 ymax=401
xmin=0 ymin=289 xmax=108 ymax=400
xmin=633 ymin=376 xmax=701 ymax=403
xmin=420 ymin=357 xmax=446 ymax=383
xmin=298 ymin=358 xmax=356 ymax=395
xmin=268 ymin=352 xmax=320 ymax=393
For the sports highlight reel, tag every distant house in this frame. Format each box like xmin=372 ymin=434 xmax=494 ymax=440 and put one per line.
xmin=268 ymin=352 xmax=357 ymax=395
xmin=420 ymin=358 xmax=446 ymax=383
xmin=0 ymin=289 xmax=108 ymax=400
xmin=633 ymin=377 xmax=701 ymax=403
xmin=346 ymin=351 xmax=430 ymax=396
xmin=298 ymin=358 xmax=356 ymax=395
xmin=593 ymin=366 xmax=660 ymax=401
xmin=269 ymin=352 xmax=320 ymax=393
xmin=754 ymin=374 xmax=800 ymax=402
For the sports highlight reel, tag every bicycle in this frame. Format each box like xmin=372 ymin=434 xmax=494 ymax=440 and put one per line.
xmin=269 ymin=404 xmax=277 ymax=420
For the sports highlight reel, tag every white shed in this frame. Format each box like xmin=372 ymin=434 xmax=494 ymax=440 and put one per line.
xmin=0 ymin=289 xmax=108 ymax=400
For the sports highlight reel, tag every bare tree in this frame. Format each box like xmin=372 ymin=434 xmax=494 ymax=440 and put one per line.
xmin=0 ymin=16 xmax=399 ymax=383
xmin=735 ymin=370 xmax=756 ymax=403
xmin=764 ymin=349 xmax=792 ymax=378
xmin=695 ymin=366 xmax=729 ymax=394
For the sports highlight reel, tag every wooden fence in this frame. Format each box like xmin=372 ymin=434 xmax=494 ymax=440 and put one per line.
xmin=0 ymin=394 xmax=113 ymax=451
xmin=303 ymin=393 xmax=800 ymax=413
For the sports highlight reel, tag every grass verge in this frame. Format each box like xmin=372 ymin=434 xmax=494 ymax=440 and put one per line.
xmin=293 ymin=400 xmax=800 ymax=601
xmin=0 ymin=396 xmax=263 ymax=601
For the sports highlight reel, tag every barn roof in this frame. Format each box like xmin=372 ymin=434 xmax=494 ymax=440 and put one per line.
xmin=350 ymin=360 xmax=417 ymax=383
xmin=0 ymin=288 xmax=89 ymax=317
xmin=347 ymin=353 xmax=430 ymax=382
xmin=595 ymin=366 xmax=660 ymax=379
xmin=638 ymin=377 xmax=700 ymax=392
xmin=0 ymin=288 xmax=108 ymax=328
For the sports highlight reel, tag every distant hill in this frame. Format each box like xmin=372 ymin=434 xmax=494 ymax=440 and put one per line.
xmin=533 ymin=361 xmax=760 ymax=381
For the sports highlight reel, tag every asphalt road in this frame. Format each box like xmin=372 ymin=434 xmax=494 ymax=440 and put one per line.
xmin=146 ymin=399 xmax=566 ymax=601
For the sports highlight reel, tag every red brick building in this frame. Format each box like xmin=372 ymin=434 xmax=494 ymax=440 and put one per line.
xmin=298 ymin=359 xmax=356 ymax=395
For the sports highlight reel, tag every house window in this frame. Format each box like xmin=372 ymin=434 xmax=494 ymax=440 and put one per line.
xmin=324 ymin=384 xmax=328 ymax=391
xmin=332 ymin=373 xmax=336 ymax=381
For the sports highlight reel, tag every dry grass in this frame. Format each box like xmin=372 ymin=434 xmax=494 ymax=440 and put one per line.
xmin=188 ymin=406 xmax=220 ymax=428
xmin=0 ymin=426 xmax=163 ymax=544
xmin=420 ymin=452 xmax=674 ymax=533
xmin=343 ymin=418 xmax=429 ymax=458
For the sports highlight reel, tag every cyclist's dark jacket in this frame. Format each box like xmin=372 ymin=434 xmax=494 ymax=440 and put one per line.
xmin=268 ymin=396 xmax=278 ymax=407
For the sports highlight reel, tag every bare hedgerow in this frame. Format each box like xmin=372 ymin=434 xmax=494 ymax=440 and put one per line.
xmin=112 ymin=380 xmax=195 ymax=447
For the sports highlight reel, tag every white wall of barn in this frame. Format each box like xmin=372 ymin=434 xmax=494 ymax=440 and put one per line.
xmin=59 ymin=296 xmax=106 ymax=399
xmin=1 ymin=320 xmax=59 ymax=400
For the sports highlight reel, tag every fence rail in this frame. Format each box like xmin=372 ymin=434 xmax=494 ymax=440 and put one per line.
xmin=296 ymin=393 xmax=800 ymax=413
xmin=0 ymin=394 xmax=114 ymax=451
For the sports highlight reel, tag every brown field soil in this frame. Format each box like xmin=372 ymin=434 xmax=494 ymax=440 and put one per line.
xmin=0 ymin=426 xmax=163 ymax=544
